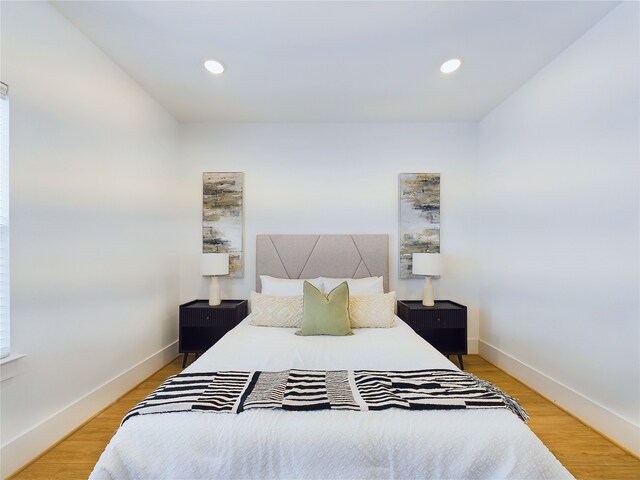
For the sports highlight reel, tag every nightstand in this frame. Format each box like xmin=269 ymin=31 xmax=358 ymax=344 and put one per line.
xmin=179 ymin=299 xmax=248 ymax=368
xmin=397 ymin=300 xmax=468 ymax=369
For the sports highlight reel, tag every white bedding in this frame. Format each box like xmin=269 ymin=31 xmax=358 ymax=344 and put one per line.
xmin=91 ymin=318 xmax=572 ymax=479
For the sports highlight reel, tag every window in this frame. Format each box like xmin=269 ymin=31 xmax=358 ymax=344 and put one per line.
xmin=0 ymin=82 xmax=9 ymax=359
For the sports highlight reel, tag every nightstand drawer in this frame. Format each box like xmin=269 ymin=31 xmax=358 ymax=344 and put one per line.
xmin=408 ymin=312 xmax=466 ymax=329
xmin=180 ymin=308 xmax=242 ymax=327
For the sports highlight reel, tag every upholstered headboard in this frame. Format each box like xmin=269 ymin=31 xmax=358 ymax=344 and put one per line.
xmin=256 ymin=234 xmax=389 ymax=292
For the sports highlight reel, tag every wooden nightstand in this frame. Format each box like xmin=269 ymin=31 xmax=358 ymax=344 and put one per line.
xmin=179 ymin=299 xmax=248 ymax=368
xmin=397 ymin=300 xmax=468 ymax=369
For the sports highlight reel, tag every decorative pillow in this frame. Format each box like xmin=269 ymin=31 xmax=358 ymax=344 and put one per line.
xmin=249 ymin=291 xmax=303 ymax=328
xmin=260 ymin=275 xmax=323 ymax=296
xmin=321 ymin=276 xmax=384 ymax=295
xmin=296 ymin=281 xmax=353 ymax=336
xmin=349 ymin=292 xmax=396 ymax=328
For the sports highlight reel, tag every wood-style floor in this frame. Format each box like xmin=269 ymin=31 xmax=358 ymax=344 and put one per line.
xmin=10 ymin=355 xmax=640 ymax=479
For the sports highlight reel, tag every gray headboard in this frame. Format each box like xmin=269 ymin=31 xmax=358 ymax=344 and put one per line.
xmin=256 ymin=234 xmax=389 ymax=292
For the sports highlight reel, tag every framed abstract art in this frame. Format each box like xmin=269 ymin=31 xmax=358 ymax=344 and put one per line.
xmin=399 ymin=173 xmax=440 ymax=279
xmin=203 ymin=172 xmax=244 ymax=277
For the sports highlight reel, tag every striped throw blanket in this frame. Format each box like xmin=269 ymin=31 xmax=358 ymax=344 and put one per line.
xmin=122 ymin=369 xmax=528 ymax=425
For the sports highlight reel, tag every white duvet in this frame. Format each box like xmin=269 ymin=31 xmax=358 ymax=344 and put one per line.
xmin=91 ymin=318 xmax=572 ymax=479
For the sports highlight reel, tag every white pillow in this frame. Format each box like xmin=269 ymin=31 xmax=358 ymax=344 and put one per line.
xmin=322 ymin=276 xmax=384 ymax=295
xmin=260 ymin=275 xmax=323 ymax=296
xmin=349 ymin=292 xmax=396 ymax=328
xmin=249 ymin=291 xmax=303 ymax=328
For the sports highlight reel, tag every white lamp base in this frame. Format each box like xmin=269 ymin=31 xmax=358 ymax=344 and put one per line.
xmin=208 ymin=276 xmax=221 ymax=306
xmin=422 ymin=276 xmax=435 ymax=307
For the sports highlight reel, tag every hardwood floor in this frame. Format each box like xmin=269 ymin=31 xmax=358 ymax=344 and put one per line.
xmin=463 ymin=356 xmax=640 ymax=480
xmin=10 ymin=355 xmax=640 ymax=479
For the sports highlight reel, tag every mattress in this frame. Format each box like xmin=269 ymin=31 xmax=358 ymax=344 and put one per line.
xmin=90 ymin=318 xmax=573 ymax=479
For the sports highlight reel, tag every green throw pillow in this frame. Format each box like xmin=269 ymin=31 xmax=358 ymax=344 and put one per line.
xmin=296 ymin=281 xmax=353 ymax=336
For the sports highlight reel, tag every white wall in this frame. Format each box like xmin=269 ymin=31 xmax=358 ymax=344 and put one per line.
xmin=178 ymin=122 xmax=480 ymax=349
xmin=477 ymin=2 xmax=639 ymax=454
xmin=0 ymin=2 xmax=180 ymax=476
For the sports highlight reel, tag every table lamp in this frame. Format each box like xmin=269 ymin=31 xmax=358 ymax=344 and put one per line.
xmin=202 ymin=253 xmax=230 ymax=306
xmin=412 ymin=253 xmax=442 ymax=307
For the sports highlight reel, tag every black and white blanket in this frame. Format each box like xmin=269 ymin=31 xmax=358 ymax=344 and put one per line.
xmin=122 ymin=369 xmax=528 ymax=425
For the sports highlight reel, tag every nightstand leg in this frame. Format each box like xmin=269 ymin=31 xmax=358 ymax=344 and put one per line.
xmin=458 ymin=355 xmax=464 ymax=370
xmin=182 ymin=353 xmax=188 ymax=368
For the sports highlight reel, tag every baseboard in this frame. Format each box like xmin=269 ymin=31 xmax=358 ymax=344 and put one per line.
xmin=1 ymin=341 xmax=178 ymax=479
xmin=478 ymin=339 xmax=640 ymax=457
xmin=467 ymin=337 xmax=478 ymax=354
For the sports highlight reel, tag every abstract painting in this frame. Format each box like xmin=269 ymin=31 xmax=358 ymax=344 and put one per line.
xmin=399 ymin=173 xmax=440 ymax=278
xmin=203 ymin=172 xmax=244 ymax=277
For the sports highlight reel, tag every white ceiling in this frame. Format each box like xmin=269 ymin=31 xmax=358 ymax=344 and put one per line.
xmin=52 ymin=1 xmax=619 ymax=123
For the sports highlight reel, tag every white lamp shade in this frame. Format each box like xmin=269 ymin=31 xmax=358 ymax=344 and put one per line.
xmin=412 ymin=253 xmax=442 ymax=276
xmin=202 ymin=253 xmax=230 ymax=276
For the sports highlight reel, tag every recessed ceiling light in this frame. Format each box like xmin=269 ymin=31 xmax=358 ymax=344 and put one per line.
xmin=204 ymin=59 xmax=225 ymax=75
xmin=440 ymin=58 xmax=461 ymax=74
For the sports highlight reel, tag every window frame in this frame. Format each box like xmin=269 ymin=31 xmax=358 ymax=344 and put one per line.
xmin=0 ymin=81 xmax=10 ymax=360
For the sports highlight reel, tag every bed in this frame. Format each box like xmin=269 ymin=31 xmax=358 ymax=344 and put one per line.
xmin=90 ymin=234 xmax=572 ymax=479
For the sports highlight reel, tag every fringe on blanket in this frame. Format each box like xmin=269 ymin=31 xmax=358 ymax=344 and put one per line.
xmin=471 ymin=374 xmax=530 ymax=423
